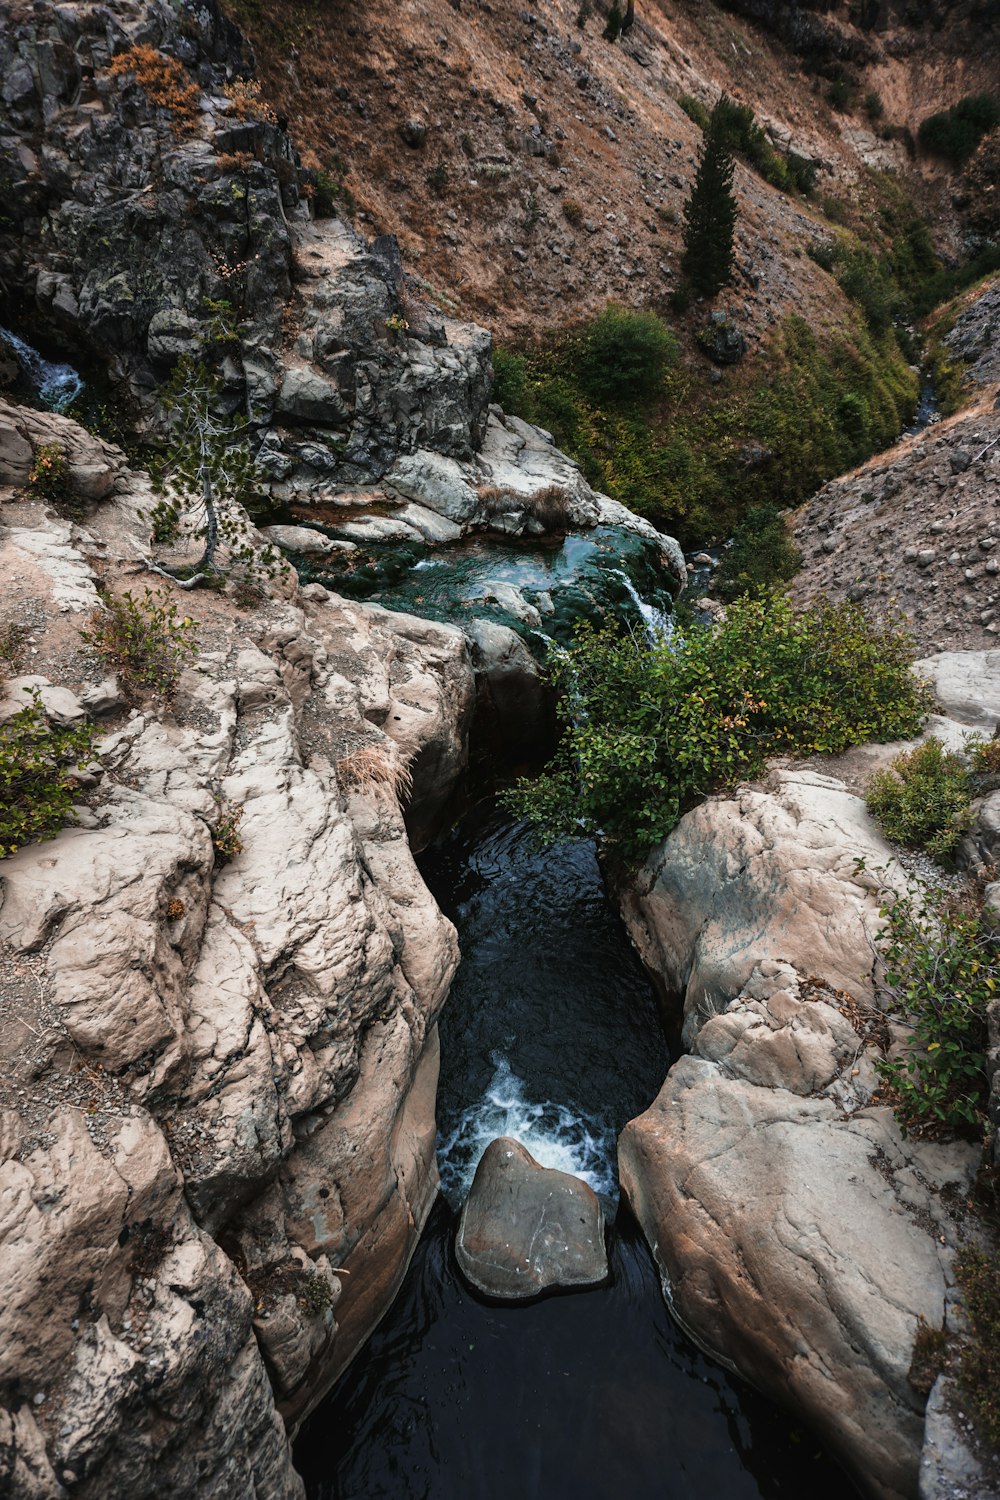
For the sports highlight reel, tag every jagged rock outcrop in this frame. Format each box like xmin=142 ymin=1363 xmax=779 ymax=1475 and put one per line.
xmin=617 ymin=750 xmax=983 ymax=1500
xmin=0 ymin=408 xmax=476 ymax=1496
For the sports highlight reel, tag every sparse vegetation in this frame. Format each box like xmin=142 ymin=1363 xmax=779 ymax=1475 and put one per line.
xmin=506 ymin=595 xmax=929 ymax=856
xmin=81 ymin=588 xmax=198 ymax=706
xmin=107 ymin=44 xmax=200 ymax=136
xmin=866 ymin=739 xmax=973 ymax=860
xmin=955 ymin=1244 xmax=1000 ymax=1450
xmin=0 ymin=691 xmax=97 ymax=857
xmin=495 ymin=310 xmax=916 ymax=545
xmin=211 ymin=799 xmax=244 ymax=863
xmin=562 ymin=198 xmax=585 ymax=227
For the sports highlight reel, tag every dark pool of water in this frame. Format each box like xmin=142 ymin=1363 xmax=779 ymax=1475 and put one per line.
xmin=294 ymin=804 xmax=861 ymax=1500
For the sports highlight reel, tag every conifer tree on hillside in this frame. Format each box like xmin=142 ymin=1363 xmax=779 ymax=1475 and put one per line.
xmin=681 ymin=97 xmax=738 ymax=299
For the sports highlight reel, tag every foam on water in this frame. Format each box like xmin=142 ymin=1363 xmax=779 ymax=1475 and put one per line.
xmin=438 ymin=1053 xmax=617 ymax=1208
xmin=1 ymin=327 xmax=84 ymax=411
xmin=610 ymin=567 xmax=674 ymax=645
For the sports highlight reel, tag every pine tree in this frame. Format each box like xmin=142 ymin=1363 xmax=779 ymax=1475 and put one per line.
xmin=681 ymin=97 xmax=738 ymax=299
xmin=141 ymin=356 xmax=276 ymax=590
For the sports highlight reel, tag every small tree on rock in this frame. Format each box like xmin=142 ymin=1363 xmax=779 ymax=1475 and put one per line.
xmin=142 ymin=356 xmax=276 ymax=590
xmin=681 ymin=97 xmax=738 ymax=299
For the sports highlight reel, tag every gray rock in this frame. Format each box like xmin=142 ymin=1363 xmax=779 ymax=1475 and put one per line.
xmin=919 ymin=1375 xmax=1000 ymax=1500
xmin=262 ymin=524 xmax=347 ymax=557
xmin=399 ymin=117 xmax=428 ymax=148
xmin=275 ymin=367 xmax=351 ymax=424
xmin=916 ymin=650 xmax=1000 ymax=730
xmin=456 ymin=1138 xmax=608 ymax=1299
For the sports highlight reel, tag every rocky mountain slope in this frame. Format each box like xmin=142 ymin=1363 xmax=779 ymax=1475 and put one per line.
xmin=225 ymin=0 xmax=1000 ymax=334
xmin=792 ymin=276 xmax=1000 ymax=656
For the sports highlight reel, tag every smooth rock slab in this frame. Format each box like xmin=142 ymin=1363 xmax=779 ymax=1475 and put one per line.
xmin=455 ymin=1137 xmax=608 ymax=1299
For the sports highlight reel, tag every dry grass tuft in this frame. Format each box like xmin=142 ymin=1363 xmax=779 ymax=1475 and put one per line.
xmin=336 ymin=743 xmax=413 ymax=802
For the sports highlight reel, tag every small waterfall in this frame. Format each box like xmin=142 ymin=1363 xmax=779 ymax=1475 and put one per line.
xmin=610 ymin=568 xmax=674 ymax=645
xmin=437 ymin=1053 xmax=617 ymax=1208
xmin=0 ymin=327 xmax=84 ymax=411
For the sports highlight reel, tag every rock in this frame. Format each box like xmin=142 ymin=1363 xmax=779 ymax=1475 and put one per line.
xmin=275 ymin=366 xmax=351 ymax=424
xmin=919 ymin=1375 xmax=1000 ymax=1500
xmin=0 ymin=498 xmax=477 ymax=1493
xmin=387 ymin=449 xmax=480 ymax=523
xmin=464 ymin=618 xmax=552 ymax=756
xmin=0 ymin=399 xmax=119 ymax=500
xmin=949 ymin=450 xmax=971 ymax=474
xmin=146 ymin=307 xmax=204 ymax=366
xmin=916 ymin=650 xmax=1000 ymax=731
xmin=619 ymin=1032 xmax=976 ymax=1500
xmin=263 ymin=524 xmax=346 ymax=557
xmin=80 ymin=675 xmax=124 ymax=717
xmin=399 ymin=117 xmax=428 ymax=147
xmin=455 ymin=1137 xmax=608 ymax=1299
xmin=700 ymin=320 xmax=748 ymax=366
xmin=0 ymin=674 xmax=85 ymax=726
xmin=619 ymin=767 xmax=907 ymax=1046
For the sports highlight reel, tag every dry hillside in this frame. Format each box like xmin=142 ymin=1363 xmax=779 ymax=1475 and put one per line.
xmin=224 ymin=0 xmax=1000 ymax=336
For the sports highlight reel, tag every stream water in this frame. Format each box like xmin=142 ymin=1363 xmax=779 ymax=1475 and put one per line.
xmin=294 ymin=803 xmax=862 ymax=1500
xmin=0 ymin=325 xmax=84 ymax=410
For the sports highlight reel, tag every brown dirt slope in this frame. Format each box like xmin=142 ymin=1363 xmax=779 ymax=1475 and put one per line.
xmin=223 ymin=0 xmax=999 ymax=336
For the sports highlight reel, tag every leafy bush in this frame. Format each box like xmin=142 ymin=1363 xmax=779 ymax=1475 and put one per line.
xmin=562 ymin=198 xmax=584 ymax=227
xmin=919 ymin=94 xmax=1000 ymax=164
xmin=81 ymin=588 xmax=198 ymax=706
xmin=875 ymin=889 xmax=993 ymax=1134
xmin=506 ymin=595 xmax=929 ymax=856
xmin=864 ymin=90 xmax=885 ymax=122
xmin=27 ymin=442 xmax=70 ymax=505
xmin=866 ymin=739 xmax=973 ymax=859
xmin=955 ymin=1244 xmax=1000 ymax=1449
xmin=970 ymin=735 xmax=1000 ymax=776
xmin=713 ymin=505 xmax=800 ymax=600
xmin=0 ymin=692 xmax=97 ymax=857
xmin=574 ymin=304 xmax=677 ymax=404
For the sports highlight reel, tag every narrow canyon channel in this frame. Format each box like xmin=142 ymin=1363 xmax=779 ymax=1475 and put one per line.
xmin=294 ymin=802 xmax=862 ymax=1500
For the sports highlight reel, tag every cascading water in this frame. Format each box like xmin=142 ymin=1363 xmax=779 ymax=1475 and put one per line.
xmin=610 ymin=567 xmax=674 ymax=645
xmin=0 ymin=326 xmax=84 ymax=410
xmin=294 ymin=802 xmax=862 ymax=1500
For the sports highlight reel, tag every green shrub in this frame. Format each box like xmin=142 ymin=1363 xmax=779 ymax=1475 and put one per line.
xmin=955 ymin=1244 xmax=1000 ymax=1449
xmin=562 ymin=198 xmax=584 ymax=227
xmin=81 ymin=588 xmax=198 ymax=706
xmin=919 ymin=94 xmax=1000 ymax=164
xmin=574 ymin=304 xmax=677 ymax=404
xmin=866 ymin=739 xmax=973 ymax=859
xmin=678 ymin=93 xmax=710 ymax=131
xmin=0 ymin=691 xmax=97 ymax=856
xmin=506 ymin=595 xmax=929 ymax=856
xmin=970 ymin=735 xmax=1000 ymax=776
xmin=827 ymin=76 xmax=855 ymax=112
xmin=875 ymin=888 xmax=993 ymax=1134
xmin=492 ymin=347 xmax=533 ymax=412
xmin=714 ymin=505 xmax=800 ymax=600
xmin=864 ymin=90 xmax=884 ymax=122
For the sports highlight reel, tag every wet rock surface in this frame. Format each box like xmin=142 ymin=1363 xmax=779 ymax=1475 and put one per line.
xmin=455 ymin=1137 xmax=608 ymax=1299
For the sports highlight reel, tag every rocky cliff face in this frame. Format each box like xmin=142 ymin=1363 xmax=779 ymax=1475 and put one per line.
xmin=0 ymin=403 xmax=475 ymax=1496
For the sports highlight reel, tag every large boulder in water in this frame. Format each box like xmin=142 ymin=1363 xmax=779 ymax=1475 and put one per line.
xmin=456 ymin=1137 xmax=608 ymax=1299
